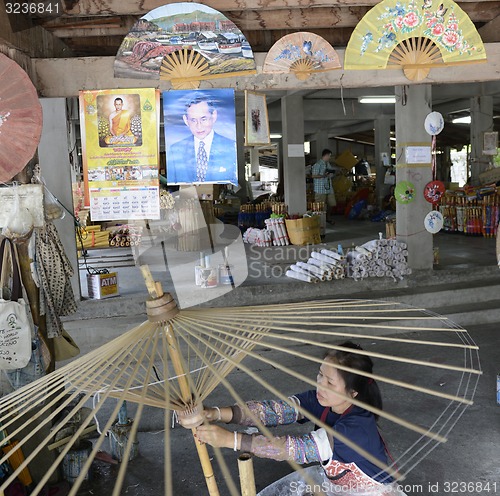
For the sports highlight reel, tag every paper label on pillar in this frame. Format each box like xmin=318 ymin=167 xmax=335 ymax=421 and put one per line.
xmin=483 ymin=132 xmax=498 ymax=156
xmin=287 ymin=144 xmax=304 ymax=157
xmin=405 ymin=146 xmax=431 ymax=164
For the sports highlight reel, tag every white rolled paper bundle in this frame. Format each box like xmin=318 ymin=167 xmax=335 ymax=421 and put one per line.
xmin=320 ymin=248 xmax=344 ymax=261
xmin=354 ymin=245 xmax=373 ymax=258
xmin=311 ymin=251 xmax=340 ymax=265
xmin=361 ymin=240 xmax=379 ymax=251
xmin=271 ymin=218 xmax=285 ymax=246
xmin=307 ymin=258 xmax=333 ymax=273
xmin=285 ymin=269 xmax=318 ymax=283
xmin=296 ymin=261 xmax=327 ymax=277
xmin=346 ymin=251 xmax=365 ymax=263
xmin=289 ymin=264 xmax=322 ymax=281
xmin=276 ymin=218 xmax=290 ymax=246
xmin=334 ymin=267 xmax=345 ymax=279
xmin=265 ymin=219 xmax=281 ymax=246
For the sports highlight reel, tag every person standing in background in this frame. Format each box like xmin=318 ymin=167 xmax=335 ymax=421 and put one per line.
xmin=311 ymin=149 xmax=339 ymax=224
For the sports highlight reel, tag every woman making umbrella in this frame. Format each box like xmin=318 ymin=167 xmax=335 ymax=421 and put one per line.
xmin=188 ymin=341 xmax=404 ymax=495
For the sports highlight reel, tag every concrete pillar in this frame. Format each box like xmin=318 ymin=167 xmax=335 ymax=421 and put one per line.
xmin=38 ymin=98 xmax=81 ymax=298
xmin=395 ymin=85 xmax=433 ymax=270
xmin=250 ymin=147 xmax=260 ymax=176
xmin=440 ymin=146 xmax=452 ymax=183
xmin=374 ymin=115 xmax=392 ymax=207
xmin=281 ymin=94 xmax=306 ymax=215
xmin=470 ymin=95 xmax=493 ymax=185
xmin=235 ymin=116 xmax=248 ymax=201
xmin=314 ymin=130 xmax=330 ymax=161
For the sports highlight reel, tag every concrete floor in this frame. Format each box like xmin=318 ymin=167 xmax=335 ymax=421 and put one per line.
xmin=49 ymin=217 xmax=500 ymax=495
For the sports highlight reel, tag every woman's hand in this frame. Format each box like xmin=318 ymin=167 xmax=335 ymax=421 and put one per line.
xmin=195 ymin=424 xmax=233 ymax=449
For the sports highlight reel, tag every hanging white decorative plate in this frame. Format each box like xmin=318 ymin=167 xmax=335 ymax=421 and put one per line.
xmin=424 ymin=111 xmax=444 ymax=136
xmin=424 ymin=210 xmax=444 ymax=234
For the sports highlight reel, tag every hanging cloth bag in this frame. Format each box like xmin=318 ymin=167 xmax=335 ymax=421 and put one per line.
xmin=0 ymin=238 xmax=32 ymax=370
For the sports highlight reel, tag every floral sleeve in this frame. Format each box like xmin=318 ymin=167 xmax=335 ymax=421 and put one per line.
xmin=242 ymin=429 xmax=332 ymax=464
xmin=232 ymin=397 xmax=301 ymax=427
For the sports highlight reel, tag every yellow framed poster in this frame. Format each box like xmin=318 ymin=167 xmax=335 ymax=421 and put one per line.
xmin=79 ymin=88 xmax=160 ymax=221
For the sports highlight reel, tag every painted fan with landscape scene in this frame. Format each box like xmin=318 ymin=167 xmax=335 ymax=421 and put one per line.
xmin=114 ymin=2 xmax=256 ymax=88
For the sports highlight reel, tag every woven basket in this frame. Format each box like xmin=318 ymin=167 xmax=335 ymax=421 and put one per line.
xmin=285 ymin=216 xmax=321 ymax=245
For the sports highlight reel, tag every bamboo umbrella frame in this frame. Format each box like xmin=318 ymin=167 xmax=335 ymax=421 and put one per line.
xmin=0 ymin=268 xmax=481 ymax=495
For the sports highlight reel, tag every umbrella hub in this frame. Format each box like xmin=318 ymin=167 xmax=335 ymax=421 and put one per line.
xmin=177 ymin=402 xmax=204 ymax=429
xmin=146 ymin=292 xmax=179 ymax=322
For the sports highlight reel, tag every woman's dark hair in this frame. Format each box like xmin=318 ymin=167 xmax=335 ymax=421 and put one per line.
xmin=324 ymin=341 xmax=383 ymax=418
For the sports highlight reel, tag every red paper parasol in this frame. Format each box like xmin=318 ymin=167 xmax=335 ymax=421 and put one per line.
xmin=424 ymin=180 xmax=446 ymax=204
xmin=0 ymin=54 xmax=43 ymax=182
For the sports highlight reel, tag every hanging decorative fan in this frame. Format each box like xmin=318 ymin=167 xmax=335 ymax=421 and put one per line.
xmin=160 ymin=49 xmax=211 ymax=89
xmin=345 ymin=0 xmax=486 ymax=81
xmin=424 ymin=111 xmax=445 ymax=136
xmin=424 ymin=210 xmax=444 ymax=233
xmin=0 ymin=53 xmax=43 ymax=182
xmin=394 ymin=180 xmax=416 ymax=204
xmin=263 ymin=32 xmax=341 ymax=81
xmin=424 ymin=180 xmax=446 ymax=204
xmin=114 ymin=2 xmax=256 ymax=83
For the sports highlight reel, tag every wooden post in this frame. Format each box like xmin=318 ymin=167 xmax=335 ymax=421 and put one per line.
xmin=238 ymin=453 xmax=256 ymax=496
xmin=140 ymin=265 xmax=220 ymax=496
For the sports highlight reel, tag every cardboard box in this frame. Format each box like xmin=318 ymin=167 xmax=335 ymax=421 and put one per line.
xmin=87 ymin=272 xmax=119 ymax=299
xmin=285 ymin=216 xmax=321 ymax=245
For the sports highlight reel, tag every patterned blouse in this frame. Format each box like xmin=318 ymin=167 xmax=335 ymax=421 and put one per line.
xmin=233 ymin=390 xmax=392 ymax=484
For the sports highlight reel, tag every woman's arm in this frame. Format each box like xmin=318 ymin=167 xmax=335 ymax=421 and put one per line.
xmin=206 ymin=398 xmax=302 ymax=427
xmin=195 ymin=425 xmax=332 ymax=464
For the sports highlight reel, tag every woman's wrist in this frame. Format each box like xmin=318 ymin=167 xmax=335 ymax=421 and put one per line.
xmin=209 ymin=406 xmax=233 ymax=423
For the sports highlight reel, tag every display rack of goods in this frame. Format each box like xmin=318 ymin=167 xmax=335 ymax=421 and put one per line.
xmin=77 ymin=225 xmax=110 ymax=250
xmin=438 ymin=188 xmax=499 ymax=237
xmin=109 ymin=225 xmax=143 ymax=247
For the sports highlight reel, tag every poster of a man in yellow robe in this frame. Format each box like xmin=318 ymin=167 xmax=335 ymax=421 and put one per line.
xmin=79 ymin=88 xmax=159 ymax=221
xmin=97 ymin=94 xmax=142 ymax=147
